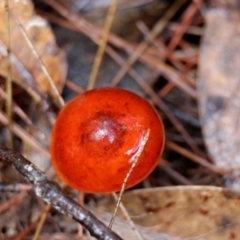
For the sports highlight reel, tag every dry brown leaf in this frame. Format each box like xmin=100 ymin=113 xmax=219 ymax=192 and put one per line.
xmin=198 ymin=2 xmax=240 ymax=184
xmin=0 ymin=0 xmax=67 ymax=101
xmin=95 ymin=186 xmax=240 ymax=239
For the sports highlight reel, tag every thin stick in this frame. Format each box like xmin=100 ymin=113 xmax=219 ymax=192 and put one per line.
xmin=166 ymin=141 xmax=226 ymax=175
xmin=65 ymin=79 xmax=84 ymax=94
xmin=109 ymin=130 xmax=150 ymax=229
xmin=167 ymin=0 xmax=202 ymax=53
xmin=112 ymin=192 xmax=144 ymax=240
xmin=159 ymin=159 xmax=193 ymax=185
xmin=15 ymin=19 xmax=65 ymax=108
xmin=4 ymin=0 xmax=13 ymax=148
xmin=0 ymin=110 xmax=50 ymax=158
xmin=0 ymin=192 xmax=25 ymax=214
xmin=87 ymin=0 xmax=118 ymax=90
xmin=0 ymin=88 xmax=39 ymax=130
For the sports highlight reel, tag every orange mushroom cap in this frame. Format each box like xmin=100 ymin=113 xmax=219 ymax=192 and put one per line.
xmin=50 ymin=87 xmax=165 ymax=193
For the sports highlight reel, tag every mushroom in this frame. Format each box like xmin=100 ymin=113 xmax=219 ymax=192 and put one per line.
xmin=50 ymin=87 xmax=165 ymax=193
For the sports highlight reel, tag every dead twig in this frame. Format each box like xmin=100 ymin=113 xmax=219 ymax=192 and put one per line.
xmin=0 ymin=145 xmax=123 ymax=240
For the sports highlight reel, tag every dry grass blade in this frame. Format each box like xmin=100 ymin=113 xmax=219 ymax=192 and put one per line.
xmin=66 ymin=79 xmax=85 ymax=94
xmin=32 ymin=204 xmax=51 ymax=240
xmin=112 ymin=192 xmax=144 ymax=240
xmin=87 ymin=0 xmax=118 ymax=90
xmin=15 ymin=19 xmax=65 ymax=108
xmin=109 ymin=130 xmax=150 ymax=229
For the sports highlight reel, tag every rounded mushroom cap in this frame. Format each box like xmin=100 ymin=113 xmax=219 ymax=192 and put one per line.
xmin=50 ymin=88 xmax=165 ymax=193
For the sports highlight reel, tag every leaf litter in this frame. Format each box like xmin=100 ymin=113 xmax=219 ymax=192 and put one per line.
xmin=0 ymin=0 xmax=240 ymax=239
